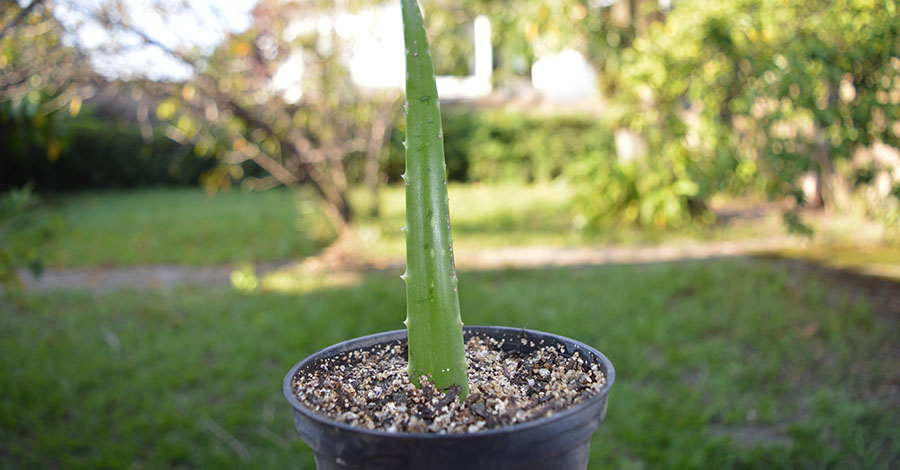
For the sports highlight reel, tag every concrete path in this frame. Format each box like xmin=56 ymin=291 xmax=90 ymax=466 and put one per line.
xmin=17 ymin=237 xmax=800 ymax=293
xmin=19 ymin=264 xmax=236 ymax=293
xmin=453 ymin=236 xmax=796 ymax=269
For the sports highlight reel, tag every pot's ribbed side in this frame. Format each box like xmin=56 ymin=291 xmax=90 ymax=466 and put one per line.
xmin=283 ymin=326 xmax=615 ymax=470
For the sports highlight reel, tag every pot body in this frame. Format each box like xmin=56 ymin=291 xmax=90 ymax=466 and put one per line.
xmin=284 ymin=326 xmax=615 ymax=470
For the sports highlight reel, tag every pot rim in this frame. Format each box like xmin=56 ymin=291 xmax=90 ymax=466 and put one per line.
xmin=283 ymin=325 xmax=615 ymax=439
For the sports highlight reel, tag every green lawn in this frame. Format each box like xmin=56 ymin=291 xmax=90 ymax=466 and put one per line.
xmin=39 ymin=184 xmax=785 ymax=268
xmin=351 ymin=183 xmax=582 ymax=257
xmin=41 ymin=188 xmax=330 ymax=267
xmin=352 ymin=183 xmax=792 ymax=259
xmin=2 ymin=259 xmax=897 ymax=469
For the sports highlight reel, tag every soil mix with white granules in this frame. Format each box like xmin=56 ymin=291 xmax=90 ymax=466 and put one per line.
xmin=292 ymin=335 xmax=607 ymax=433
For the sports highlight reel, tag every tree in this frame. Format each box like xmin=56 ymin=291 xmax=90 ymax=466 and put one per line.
xmin=1 ymin=0 xmax=97 ymax=166
xmin=5 ymin=0 xmax=401 ymax=233
xmin=576 ymin=0 xmax=900 ymax=232
xmin=143 ymin=1 xmax=401 ymax=231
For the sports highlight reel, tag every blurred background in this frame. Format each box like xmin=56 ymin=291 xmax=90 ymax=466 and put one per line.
xmin=2 ymin=0 xmax=899 ymax=468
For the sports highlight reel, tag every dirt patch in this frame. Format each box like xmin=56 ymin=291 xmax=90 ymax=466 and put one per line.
xmin=292 ymin=335 xmax=606 ymax=433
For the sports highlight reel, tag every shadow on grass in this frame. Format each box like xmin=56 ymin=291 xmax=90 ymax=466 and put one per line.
xmin=2 ymin=257 xmax=898 ymax=469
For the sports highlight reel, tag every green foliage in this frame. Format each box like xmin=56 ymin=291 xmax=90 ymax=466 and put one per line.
xmin=445 ymin=110 xmax=616 ymax=183
xmin=569 ymin=145 xmax=708 ymax=229
xmin=0 ymin=186 xmax=56 ymax=289
xmin=431 ymin=0 xmax=630 ymax=84
xmin=2 ymin=260 xmax=897 ymax=468
xmin=0 ymin=88 xmax=74 ymax=167
xmin=0 ymin=0 xmax=101 ymax=189
xmin=0 ymin=2 xmax=210 ymax=191
xmin=401 ymin=0 xmax=469 ymax=397
xmin=0 ymin=0 xmax=211 ymax=193
xmin=423 ymin=4 xmax=476 ymax=77
xmin=385 ymin=110 xmax=617 ymax=184
xmin=594 ymin=0 xmax=900 ymax=230
xmin=1 ymin=114 xmax=213 ymax=191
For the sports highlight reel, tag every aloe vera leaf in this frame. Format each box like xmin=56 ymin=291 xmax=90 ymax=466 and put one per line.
xmin=400 ymin=0 xmax=469 ymax=399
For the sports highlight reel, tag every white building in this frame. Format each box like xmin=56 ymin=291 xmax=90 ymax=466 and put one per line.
xmin=268 ymin=1 xmax=599 ymax=104
xmin=270 ymin=2 xmax=492 ymax=102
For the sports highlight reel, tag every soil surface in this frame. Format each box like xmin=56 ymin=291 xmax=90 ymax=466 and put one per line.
xmin=291 ymin=335 xmax=607 ymax=433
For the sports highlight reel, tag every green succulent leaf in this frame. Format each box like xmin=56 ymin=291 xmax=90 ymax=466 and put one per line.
xmin=401 ymin=0 xmax=469 ymax=399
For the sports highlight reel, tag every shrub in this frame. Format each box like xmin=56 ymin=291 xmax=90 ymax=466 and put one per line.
xmin=1 ymin=111 xmax=214 ymax=191
xmin=568 ymin=145 xmax=708 ymax=230
xmin=0 ymin=185 xmax=56 ymax=290
xmin=387 ymin=108 xmax=617 ymax=184
xmin=599 ymin=0 xmax=900 ymax=230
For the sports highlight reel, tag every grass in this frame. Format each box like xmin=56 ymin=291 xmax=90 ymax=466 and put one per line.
xmin=352 ymin=183 xmax=580 ymax=256
xmin=35 ymin=183 xmax=789 ymax=268
xmin=40 ymin=188 xmax=330 ymax=267
xmin=351 ymin=183 xmax=788 ymax=259
xmin=2 ymin=259 xmax=897 ymax=469
xmin=41 ymin=183 xmax=613 ymax=267
xmin=33 ymin=184 xmax=899 ymax=275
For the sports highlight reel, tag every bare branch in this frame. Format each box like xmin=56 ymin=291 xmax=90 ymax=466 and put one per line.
xmin=229 ymin=145 xmax=299 ymax=187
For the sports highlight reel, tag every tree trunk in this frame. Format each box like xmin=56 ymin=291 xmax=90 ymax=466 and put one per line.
xmin=306 ymin=171 xmax=353 ymax=235
xmin=813 ymin=131 xmax=851 ymax=213
xmin=363 ymin=100 xmax=396 ymax=217
xmin=363 ymin=145 xmax=383 ymax=217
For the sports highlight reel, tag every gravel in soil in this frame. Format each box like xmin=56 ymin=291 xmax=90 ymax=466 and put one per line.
xmin=292 ymin=335 xmax=606 ymax=433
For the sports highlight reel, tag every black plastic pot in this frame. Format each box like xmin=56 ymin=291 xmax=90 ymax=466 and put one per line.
xmin=283 ymin=326 xmax=615 ymax=470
